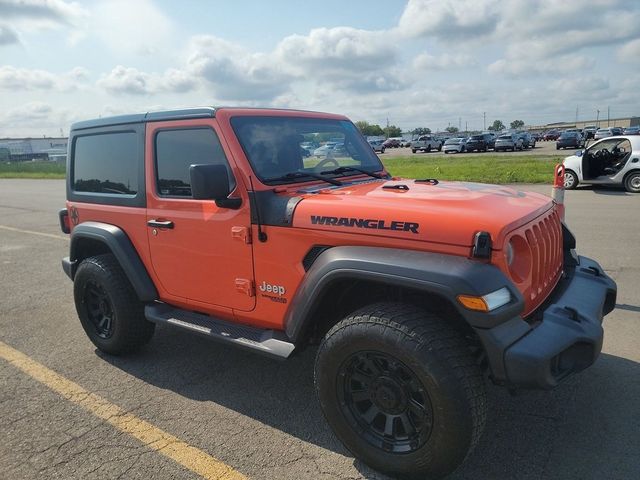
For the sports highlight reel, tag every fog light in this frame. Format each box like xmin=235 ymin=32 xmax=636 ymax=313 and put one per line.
xmin=457 ymin=287 xmax=511 ymax=312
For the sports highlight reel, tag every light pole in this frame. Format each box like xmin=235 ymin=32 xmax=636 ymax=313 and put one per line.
xmin=483 ymin=112 xmax=486 ymax=131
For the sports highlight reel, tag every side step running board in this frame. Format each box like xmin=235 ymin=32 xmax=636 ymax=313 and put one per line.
xmin=145 ymin=303 xmax=296 ymax=359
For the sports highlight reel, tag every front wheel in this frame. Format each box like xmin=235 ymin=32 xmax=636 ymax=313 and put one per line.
xmin=624 ymin=171 xmax=640 ymax=193
xmin=411 ymin=149 xmax=417 ymax=154
xmin=74 ymin=254 xmax=155 ymax=355
xmin=564 ymin=169 xmax=579 ymax=190
xmin=315 ymin=303 xmax=486 ymax=480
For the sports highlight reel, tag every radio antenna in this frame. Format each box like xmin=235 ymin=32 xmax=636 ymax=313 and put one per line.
xmin=249 ymin=176 xmax=267 ymax=242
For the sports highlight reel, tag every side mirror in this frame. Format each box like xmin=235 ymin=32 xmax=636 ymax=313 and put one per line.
xmin=189 ymin=164 xmax=241 ymax=209
xmin=575 ymin=150 xmax=583 ymax=157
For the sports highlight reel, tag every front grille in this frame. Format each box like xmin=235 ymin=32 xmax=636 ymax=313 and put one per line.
xmin=521 ymin=208 xmax=563 ymax=314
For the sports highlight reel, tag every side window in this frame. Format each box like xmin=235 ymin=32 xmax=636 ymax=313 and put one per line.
xmin=155 ymin=128 xmax=235 ymax=197
xmin=73 ymin=132 xmax=138 ymax=195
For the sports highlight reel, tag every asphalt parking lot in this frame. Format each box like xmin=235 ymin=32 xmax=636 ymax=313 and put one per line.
xmin=1 ymin=179 xmax=638 ymax=480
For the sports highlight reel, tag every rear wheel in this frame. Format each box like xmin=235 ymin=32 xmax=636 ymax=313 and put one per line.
xmin=426 ymin=146 xmax=431 ymax=153
xmin=315 ymin=303 xmax=486 ymax=480
xmin=624 ymin=171 xmax=640 ymax=193
xmin=564 ymin=170 xmax=579 ymax=190
xmin=412 ymin=149 xmax=417 ymax=154
xmin=74 ymin=254 xmax=155 ymax=354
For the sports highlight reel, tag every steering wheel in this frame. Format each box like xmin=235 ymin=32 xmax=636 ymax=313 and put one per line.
xmin=314 ymin=157 xmax=340 ymax=171
xmin=595 ymin=148 xmax=609 ymax=159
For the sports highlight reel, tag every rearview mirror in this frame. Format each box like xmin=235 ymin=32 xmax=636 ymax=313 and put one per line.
xmin=189 ymin=164 xmax=241 ymax=209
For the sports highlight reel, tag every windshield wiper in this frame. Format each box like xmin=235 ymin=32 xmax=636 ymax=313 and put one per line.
xmin=265 ymin=171 xmax=343 ymax=186
xmin=320 ymin=166 xmax=387 ymax=179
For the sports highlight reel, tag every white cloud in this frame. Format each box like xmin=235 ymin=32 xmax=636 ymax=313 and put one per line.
xmin=617 ymin=38 xmax=640 ymax=62
xmin=0 ymin=0 xmax=85 ymax=25
xmin=0 ymin=65 xmax=90 ymax=91
xmin=413 ymin=52 xmax=475 ymax=70
xmin=397 ymin=0 xmax=499 ymax=39
xmin=90 ymin=0 xmax=174 ymax=56
xmin=488 ymin=55 xmax=594 ymax=77
xmin=276 ymin=27 xmax=396 ymax=73
xmin=187 ymin=35 xmax=293 ymax=101
xmin=97 ymin=65 xmax=197 ymax=95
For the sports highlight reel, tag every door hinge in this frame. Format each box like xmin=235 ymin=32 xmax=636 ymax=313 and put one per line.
xmin=231 ymin=226 xmax=251 ymax=244
xmin=235 ymin=278 xmax=255 ymax=297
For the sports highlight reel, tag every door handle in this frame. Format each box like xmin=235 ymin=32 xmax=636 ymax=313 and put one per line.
xmin=147 ymin=219 xmax=174 ymax=229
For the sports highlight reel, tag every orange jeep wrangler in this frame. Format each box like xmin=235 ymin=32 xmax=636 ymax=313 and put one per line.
xmin=60 ymin=107 xmax=616 ymax=479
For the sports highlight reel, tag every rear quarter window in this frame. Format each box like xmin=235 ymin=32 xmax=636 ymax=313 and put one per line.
xmin=73 ymin=132 xmax=138 ymax=195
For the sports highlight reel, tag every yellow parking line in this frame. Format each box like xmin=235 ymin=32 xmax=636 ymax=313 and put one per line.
xmin=0 ymin=341 xmax=246 ymax=480
xmin=0 ymin=224 xmax=69 ymax=241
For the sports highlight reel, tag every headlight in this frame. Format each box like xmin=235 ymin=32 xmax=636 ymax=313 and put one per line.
xmin=506 ymin=235 xmax=531 ymax=283
xmin=505 ymin=241 xmax=515 ymax=266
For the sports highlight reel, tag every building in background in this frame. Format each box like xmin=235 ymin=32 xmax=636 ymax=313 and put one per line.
xmin=0 ymin=137 xmax=68 ymax=162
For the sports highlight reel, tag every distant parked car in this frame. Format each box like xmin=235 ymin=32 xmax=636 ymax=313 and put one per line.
xmin=562 ymin=135 xmax=640 ymax=192
xmin=583 ymin=126 xmax=598 ymax=139
xmin=442 ymin=137 xmax=466 ymax=154
xmin=494 ymin=134 xmax=524 ymax=152
xmin=401 ymin=139 xmax=413 ymax=147
xmin=543 ymin=130 xmax=561 ymax=141
xmin=465 ymin=133 xmax=494 ymax=152
xmin=382 ymin=138 xmax=401 ymax=148
xmin=556 ymin=131 xmax=585 ymax=150
xmin=518 ymin=132 xmax=536 ymax=149
xmin=411 ymin=135 xmax=442 ymax=153
xmin=611 ymin=127 xmax=624 ymax=136
xmin=623 ymin=126 xmax=640 ymax=135
xmin=594 ymin=128 xmax=616 ymax=140
xmin=314 ymin=142 xmax=347 ymax=157
xmin=368 ymin=139 xmax=385 ymax=153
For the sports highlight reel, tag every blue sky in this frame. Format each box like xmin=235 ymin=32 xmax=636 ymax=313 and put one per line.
xmin=1 ymin=0 xmax=639 ymax=137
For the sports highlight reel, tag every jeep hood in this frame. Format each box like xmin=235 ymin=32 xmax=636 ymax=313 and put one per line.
xmin=292 ymin=179 xmax=553 ymax=248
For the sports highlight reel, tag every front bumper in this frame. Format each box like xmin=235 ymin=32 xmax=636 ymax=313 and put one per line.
xmin=475 ymin=254 xmax=616 ymax=389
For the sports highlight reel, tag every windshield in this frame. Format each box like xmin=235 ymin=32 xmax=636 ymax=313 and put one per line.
xmin=444 ymin=138 xmax=461 ymax=144
xmin=231 ymin=116 xmax=384 ymax=184
xmin=498 ymin=135 xmax=512 ymax=140
xmin=469 ymin=135 xmax=483 ymax=140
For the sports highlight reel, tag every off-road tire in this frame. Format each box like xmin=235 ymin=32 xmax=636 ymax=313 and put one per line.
xmin=315 ymin=302 xmax=486 ymax=480
xmin=624 ymin=171 xmax=640 ymax=193
xmin=564 ymin=170 xmax=579 ymax=190
xmin=74 ymin=254 xmax=155 ymax=355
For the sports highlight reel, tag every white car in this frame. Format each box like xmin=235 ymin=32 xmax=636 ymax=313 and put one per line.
xmin=563 ymin=135 xmax=640 ymax=193
xmin=443 ymin=137 xmax=466 ymax=153
xmin=313 ymin=142 xmax=337 ymax=157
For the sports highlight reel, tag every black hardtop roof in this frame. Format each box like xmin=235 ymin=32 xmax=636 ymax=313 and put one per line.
xmin=70 ymin=107 xmax=217 ymax=131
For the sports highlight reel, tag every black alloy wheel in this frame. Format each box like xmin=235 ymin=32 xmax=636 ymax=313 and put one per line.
xmin=337 ymin=351 xmax=433 ymax=454
xmin=83 ymin=281 xmax=115 ymax=339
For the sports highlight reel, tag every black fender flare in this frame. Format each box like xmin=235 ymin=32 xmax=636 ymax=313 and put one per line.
xmin=67 ymin=221 xmax=158 ymax=302
xmin=284 ymin=246 xmax=524 ymax=341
